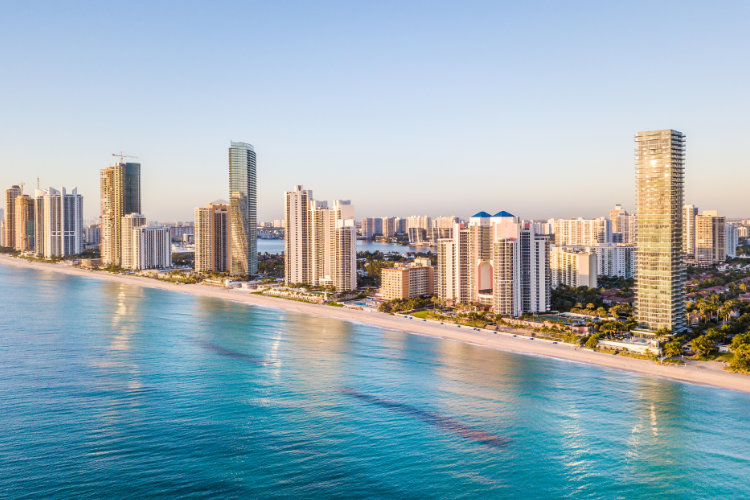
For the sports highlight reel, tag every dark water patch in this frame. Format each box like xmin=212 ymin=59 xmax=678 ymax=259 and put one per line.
xmin=188 ymin=339 xmax=271 ymax=366
xmin=340 ymin=387 xmax=509 ymax=449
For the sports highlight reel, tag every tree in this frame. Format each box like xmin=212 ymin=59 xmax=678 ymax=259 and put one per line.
xmin=662 ymin=341 xmax=682 ymax=359
xmin=691 ymin=335 xmax=717 ymax=358
xmin=585 ymin=333 xmax=602 ymax=349
xmin=730 ymin=344 xmax=750 ymax=372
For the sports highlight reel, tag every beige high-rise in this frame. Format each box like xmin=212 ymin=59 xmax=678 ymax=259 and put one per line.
xmin=4 ymin=185 xmax=22 ymax=249
xmin=682 ymin=204 xmax=698 ymax=259
xmin=695 ymin=211 xmax=725 ymax=265
xmin=634 ymin=129 xmax=686 ymax=333
xmin=194 ymin=203 xmax=229 ymax=273
xmin=100 ymin=162 xmax=141 ymax=266
xmin=14 ymin=195 xmax=35 ymax=252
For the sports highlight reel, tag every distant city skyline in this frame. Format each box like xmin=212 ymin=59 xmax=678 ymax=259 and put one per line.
xmin=1 ymin=2 xmax=748 ymax=221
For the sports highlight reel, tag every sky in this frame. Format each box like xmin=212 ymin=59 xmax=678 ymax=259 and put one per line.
xmin=1 ymin=1 xmax=748 ymax=222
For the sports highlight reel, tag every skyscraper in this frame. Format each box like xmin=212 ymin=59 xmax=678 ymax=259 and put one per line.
xmin=4 ymin=185 xmax=22 ymax=249
xmin=121 ymin=213 xmax=147 ymax=270
xmin=14 ymin=194 xmax=35 ymax=252
xmin=283 ymin=186 xmax=357 ymax=291
xmin=33 ymin=187 xmax=84 ymax=258
xmin=228 ymin=142 xmax=257 ymax=277
xmin=682 ymin=204 xmax=698 ymax=259
xmin=194 ymin=202 xmax=229 ymax=273
xmin=695 ymin=210 xmax=726 ymax=265
xmin=635 ymin=129 xmax=686 ymax=333
xmin=100 ymin=161 xmax=141 ymax=266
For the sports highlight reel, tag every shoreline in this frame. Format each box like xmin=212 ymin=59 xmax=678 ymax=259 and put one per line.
xmin=3 ymin=254 xmax=750 ymax=395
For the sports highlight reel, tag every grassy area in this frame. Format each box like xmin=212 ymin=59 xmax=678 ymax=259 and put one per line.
xmin=327 ymin=301 xmax=344 ymax=307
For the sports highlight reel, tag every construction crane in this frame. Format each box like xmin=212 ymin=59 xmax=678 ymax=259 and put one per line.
xmin=112 ymin=152 xmax=139 ymax=163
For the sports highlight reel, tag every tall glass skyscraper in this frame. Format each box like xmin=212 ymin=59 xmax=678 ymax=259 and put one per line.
xmin=634 ymin=129 xmax=686 ymax=333
xmin=100 ymin=162 xmax=141 ymax=266
xmin=228 ymin=142 xmax=257 ymax=277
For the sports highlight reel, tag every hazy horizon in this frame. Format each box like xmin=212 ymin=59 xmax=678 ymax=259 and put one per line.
xmin=1 ymin=1 xmax=748 ymax=222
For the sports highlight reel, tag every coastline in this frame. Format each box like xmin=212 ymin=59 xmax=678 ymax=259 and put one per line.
xmin=3 ymin=254 xmax=750 ymax=394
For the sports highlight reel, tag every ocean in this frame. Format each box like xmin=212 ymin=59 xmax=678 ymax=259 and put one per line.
xmin=1 ymin=262 xmax=749 ymax=498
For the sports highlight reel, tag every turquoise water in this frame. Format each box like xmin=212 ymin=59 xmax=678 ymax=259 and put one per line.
xmin=2 ymin=263 xmax=750 ymax=498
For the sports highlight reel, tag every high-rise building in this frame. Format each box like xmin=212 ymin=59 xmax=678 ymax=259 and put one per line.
xmin=228 ymin=141 xmax=257 ymax=277
xmin=610 ymin=204 xmax=627 ymax=233
xmin=360 ymin=218 xmax=377 ymax=240
xmin=85 ymin=224 xmax=101 ymax=249
xmin=438 ymin=210 xmax=550 ymax=316
xmin=283 ymin=186 xmax=357 ymax=291
xmin=381 ymin=217 xmax=396 ymax=238
xmin=33 ymin=187 xmax=84 ymax=258
xmin=121 ymin=213 xmax=147 ymax=270
xmin=726 ymin=223 xmax=739 ymax=259
xmin=14 ymin=195 xmax=35 ymax=252
xmin=695 ymin=210 xmax=725 ymax=265
xmin=550 ymin=247 xmax=598 ymax=288
xmin=0 ymin=208 xmax=4 ymax=247
xmin=195 ymin=202 xmax=229 ymax=273
xmin=635 ymin=129 xmax=686 ymax=333
xmin=549 ymin=217 xmax=612 ymax=246
xmin=100 ymin=161 xmax=141 ymax=266
xmin=4 ymin=185 xmax=22 ymax=249
xmin=682 ymin=204 xmax=698 ymax=259
xmin=131 ymin=225 xmax=171 ymax=270
xmin=436 ymin=222 xmax=470 ymax=304
xmin=284 ymin=185 xmax=312 ymax=285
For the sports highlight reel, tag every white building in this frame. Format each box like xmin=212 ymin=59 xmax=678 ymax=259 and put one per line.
xmin=726 ymin=223 xmax=739 ymax=259
xmin=437 ymin=210 xmax=550 ymax=316
xmin=683 ymin=204 xmax=698 ymax=259
xmin=550 ymin=246 xmax=598 ymax=288
xmin=33 ymin=187 xmax=84 ymax=258
xmin=549 ymin=217 xmax=611 ymax=246
xmin=132 ymin=226 xmax=171 ymax=270
xmin=283 ymin=185 xmax=357 ymax=291
xmin=121 ymin=214 xmax=147 ymax=270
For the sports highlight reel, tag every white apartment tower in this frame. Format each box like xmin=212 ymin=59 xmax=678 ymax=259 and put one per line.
xmin=33 ymin=187 xmax=84 ymax=258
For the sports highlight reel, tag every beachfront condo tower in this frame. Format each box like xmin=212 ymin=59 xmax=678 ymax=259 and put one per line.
xmin=4 ymin=185 xmax=22 ymax=249
xmin=634 ymin=129 xmax=686 ymax=333
xmin=100 ymin=161 xmax=141 ymax=266
xmin=228 ymin=142 xmax=257 ymax=277
xmin=283 ymin=185 xmax=357 ymax=291
xmin=33 ymin=187 xmax=84 ymax=258
xmin=194 ymin=202 xmax=229 ymax=273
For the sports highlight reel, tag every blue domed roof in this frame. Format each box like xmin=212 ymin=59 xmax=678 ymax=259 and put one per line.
xmin=471 ymin=211 xmax=492 ymax=218
xmin=493 ymin=210 xmax=515 ymax=217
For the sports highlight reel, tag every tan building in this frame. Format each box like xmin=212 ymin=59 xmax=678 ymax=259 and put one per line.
xmin=380 ymin=260 xmax=435 ymax=300
xmin=4 ymin=185 xmax=22 ymax=248
xmin=100 ymin=162 xmax=141 ymax=266
xmin=14 ymin=194 xmax=35 ymax=252
xmin=695 ymin=211 xmax=726 ymax=265
xmin=682 ymin=204 xmax=698 ymax=259
xmin=195 ymin=203 xmax=229 ymax=273
xmin=550 ymin=246 xmax=598 ymax=288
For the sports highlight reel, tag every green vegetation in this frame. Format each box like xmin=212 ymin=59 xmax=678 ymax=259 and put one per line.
xmin=257 ymin=253 xmax=284 ymax=278
xmin=379 ymin=296 xmax=433 ymax=313
xmin=327 ymin=301 xmax=344 ymax=307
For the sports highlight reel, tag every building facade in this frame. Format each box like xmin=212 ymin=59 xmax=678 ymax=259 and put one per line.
xmin=100 ymin=162 xmax=141 ymax=266
xmin=14 ymin=194 xmax=35 ymax=252
xmin=33 ymin=187 xmax=84 ymax=258
xmin=4 ymin=185 xmax=22 ymax=249
xmin=695 ymin=211 xmax=726 ymax=265
xmin=380 ymin=259 xmax=435 ymax=301
xmin=550 ymin=246 xmax=598 ymax=288
xmin=635 ymin=129 xmax=686 ymax=333
xmin=682 ymin=204 xmax=698 ymax=259
xmin=132 ymin=226 xmax=171 ymax=270
xmin=121 ymin=213 xmax=147 ymax=270
xmin=195 ymin=203 xmax=229 ymax=273
xmin=283 ymin=185 xmax=357 ymax=291
xmin=228 ymin=141 xmax=257 ymax=277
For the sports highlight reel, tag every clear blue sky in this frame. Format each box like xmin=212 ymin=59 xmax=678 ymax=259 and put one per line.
xmin=1 ymin=1 xmax=748 ymax=222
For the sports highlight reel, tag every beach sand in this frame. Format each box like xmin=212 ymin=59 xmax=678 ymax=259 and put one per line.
xmin=3 ymin=254 xmax=750 ymax=394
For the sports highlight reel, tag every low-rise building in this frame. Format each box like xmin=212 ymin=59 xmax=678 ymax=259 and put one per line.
xmin=380 ymin=258 xmax=435 ymax=300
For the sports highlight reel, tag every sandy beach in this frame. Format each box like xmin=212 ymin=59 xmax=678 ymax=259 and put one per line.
xmin=3 ymin=254 xmax=750 ymax=394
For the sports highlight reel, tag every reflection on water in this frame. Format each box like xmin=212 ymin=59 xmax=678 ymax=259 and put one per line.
xmin=2 ymin=261 xmax=750 ymax=498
